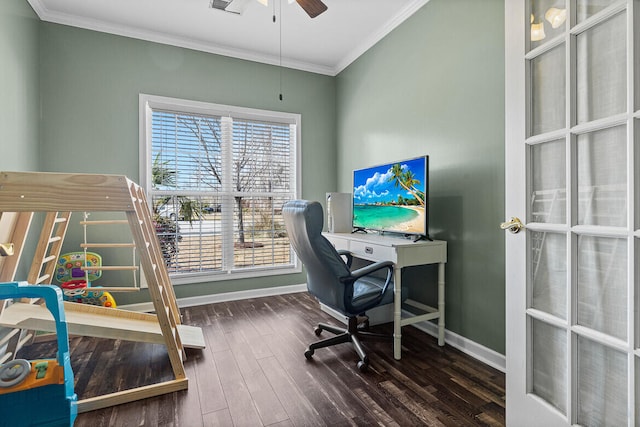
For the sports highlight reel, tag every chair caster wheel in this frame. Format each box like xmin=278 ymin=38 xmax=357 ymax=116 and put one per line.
xmin=357 ymin=361 xmax=368 ymax=372
xmin=314 ymin=326 xmax=322 ymax=337
xmin=304 ymin=348 xmax=314 ymax=360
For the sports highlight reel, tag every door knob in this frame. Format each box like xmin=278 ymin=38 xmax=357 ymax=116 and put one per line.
xmin=500 ymin=217 xmax=524 ymax=234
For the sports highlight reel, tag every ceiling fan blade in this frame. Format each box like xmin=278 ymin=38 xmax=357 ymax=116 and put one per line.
xmin=295 ymin=0 xmax=327 ymax=18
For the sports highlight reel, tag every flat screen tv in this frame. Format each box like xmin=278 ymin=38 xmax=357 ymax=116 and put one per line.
xmin=352 ymin=156 xmax=429 ymax=240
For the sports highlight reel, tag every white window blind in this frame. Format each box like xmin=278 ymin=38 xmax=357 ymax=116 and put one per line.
xmin=140 ymin=94 xmax=300 ymax=283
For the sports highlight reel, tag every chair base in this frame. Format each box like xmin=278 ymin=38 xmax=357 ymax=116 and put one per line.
xmin=304 ymin=316 xmax=391 ymax=372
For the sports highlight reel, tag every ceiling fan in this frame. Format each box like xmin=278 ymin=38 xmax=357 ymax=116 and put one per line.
xmin=256 ymin=0 xmax=327 ymax=18
xmin=211 ymin=0 xmax=327 ymax=19
xmin=288 ymin=0 xmax=328 ymax=18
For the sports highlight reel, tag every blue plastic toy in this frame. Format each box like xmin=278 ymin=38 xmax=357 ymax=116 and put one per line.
xmin=0 ymin=282 xmax=77 ymax=427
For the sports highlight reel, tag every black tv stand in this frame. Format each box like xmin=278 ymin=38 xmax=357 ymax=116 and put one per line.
xmin=351 ymin=227 xmax=367 ymax=234
xmin=406 ymin=234 xmax=432 ymax=242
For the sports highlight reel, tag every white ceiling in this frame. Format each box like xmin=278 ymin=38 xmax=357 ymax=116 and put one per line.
xmin=27 ymin=0 xmax=429 ymax=76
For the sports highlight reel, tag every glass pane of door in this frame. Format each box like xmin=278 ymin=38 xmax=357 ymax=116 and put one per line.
xmin=531 ymin=319 xmax=567 ymax=414
xmin=530 ymin=139 xmax=567 ymax=223
xmin=530 ymin=0 xmax=566 ymax=50
xmin=576 ymin=235 xmax=627 ymax=340
xmin=576 ymin=125 xmax=627 ymax=227
xmin=530 ymin=231 xmax=567 ymax=319
xmin=576 ymin=0 xmax=618 ymax=24
xmin=577 ymin=336 xmax=627 ymax=426
xmin=530 ymin=45 xmax=566 ymax=136
xmin=576 ymin=11 xmax=626 ymax=124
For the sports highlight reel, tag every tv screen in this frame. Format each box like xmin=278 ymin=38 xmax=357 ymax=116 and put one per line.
xmin=352 ymin=156 xmax=428 ymax=239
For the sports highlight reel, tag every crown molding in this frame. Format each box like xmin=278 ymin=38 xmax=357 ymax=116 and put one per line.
xmin=27 ymin=0 xmax=335 ymax=76
xmin=333 ymin=0 xmax=431 ymax=75
xmin=27 ymin=0 xmax=428 ymax=77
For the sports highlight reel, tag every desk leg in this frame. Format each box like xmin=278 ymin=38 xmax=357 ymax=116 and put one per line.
xmin=438 ymin=262 xmax=445 ymax=346
xmin=393 ymin=267 xmax=402 ymax=360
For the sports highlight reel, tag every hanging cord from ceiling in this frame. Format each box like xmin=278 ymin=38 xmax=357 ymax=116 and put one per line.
xmin=273 ymin=0 xmax=283 ymax=101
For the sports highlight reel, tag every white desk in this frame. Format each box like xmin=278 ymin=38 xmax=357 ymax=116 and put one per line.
xmin=323 ymin=232 xmax=447 ymax=360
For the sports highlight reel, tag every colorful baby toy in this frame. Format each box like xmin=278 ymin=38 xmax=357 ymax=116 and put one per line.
xmin=56 ymin=251 xmax=116 ymax=308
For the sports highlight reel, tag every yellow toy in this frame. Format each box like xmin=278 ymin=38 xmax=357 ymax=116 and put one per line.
xmin=56 ymin=251 xmax=116 ymax=308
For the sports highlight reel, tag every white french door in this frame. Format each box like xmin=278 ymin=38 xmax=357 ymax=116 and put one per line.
xmin=506 ymin=1 xmax=637 ymax=425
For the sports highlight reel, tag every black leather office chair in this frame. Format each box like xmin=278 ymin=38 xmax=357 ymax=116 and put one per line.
xmin=282 ymin=200 xmax=395 ymax=372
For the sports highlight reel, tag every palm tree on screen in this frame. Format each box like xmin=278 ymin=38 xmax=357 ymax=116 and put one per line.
xmin=388 ymin=164 xmax=425 ymax=206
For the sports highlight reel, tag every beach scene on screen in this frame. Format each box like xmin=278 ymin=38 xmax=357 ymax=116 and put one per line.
xmin=352 ymin=157 xmax=426 ymax=234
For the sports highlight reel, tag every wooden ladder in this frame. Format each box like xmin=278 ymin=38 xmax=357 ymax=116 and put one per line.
xmin=28 ymin=211 xmax=72 ymax=286
xmin=78 ymin=215 xmax=141 ymax=293
xmin=0 ymin=211 xmax=71 ymax=362
xmin=126 ymin=182 xmax=186 ymax=376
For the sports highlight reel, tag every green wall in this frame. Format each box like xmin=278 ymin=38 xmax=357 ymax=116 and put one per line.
xmin=2 ymin=0 xmax=506 ymax=354
xmin=0 ymin=1 xmax=40 ymax=281
xmin=336 ymin=0 xmax=505 ymax=353
xmin=0 ymin=0 xmax=39 ymax=171
xmin=36 ymin=23 xmax=336 ymax=303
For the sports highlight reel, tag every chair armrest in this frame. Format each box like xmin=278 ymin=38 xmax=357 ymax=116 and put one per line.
xmin=350 ymin=260 xmax=394 ymax=294
xmin=341 ymin=260 xmax=395 ymax=313
xmin=350 ymin=260 xmax=394 ymax=279
xmin=337 ymin=249 xmax=353 ymax=269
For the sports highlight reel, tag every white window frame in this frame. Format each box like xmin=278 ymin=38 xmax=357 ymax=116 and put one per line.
xmin=139 ymin=93 xmax=301 ymax=284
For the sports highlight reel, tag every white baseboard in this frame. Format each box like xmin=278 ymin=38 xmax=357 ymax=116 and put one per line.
xmin=121 ymin=284 xmax=505 ymax=373
xmin=405 ymin=310 xmax=506 ymax=373
xmin=120 ymin=283 xmax=307 ymax=312
xmin=320 ymin=304 xmax=505 ymax=372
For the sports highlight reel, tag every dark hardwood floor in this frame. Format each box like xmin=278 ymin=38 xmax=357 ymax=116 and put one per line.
xmin=19 ymin=292 xmax=505 ymax=426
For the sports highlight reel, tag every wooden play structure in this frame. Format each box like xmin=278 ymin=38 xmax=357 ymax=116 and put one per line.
xmin=0 ymin=171 xmax=205 ymax=413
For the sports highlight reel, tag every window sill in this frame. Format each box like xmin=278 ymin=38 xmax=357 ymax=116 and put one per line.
xmin=169 ymin=264 xmax=302 ymax=285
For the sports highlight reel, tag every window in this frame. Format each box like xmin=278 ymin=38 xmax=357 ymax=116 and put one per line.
xmin=140 ymin=94 xmax=300 ymax=283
